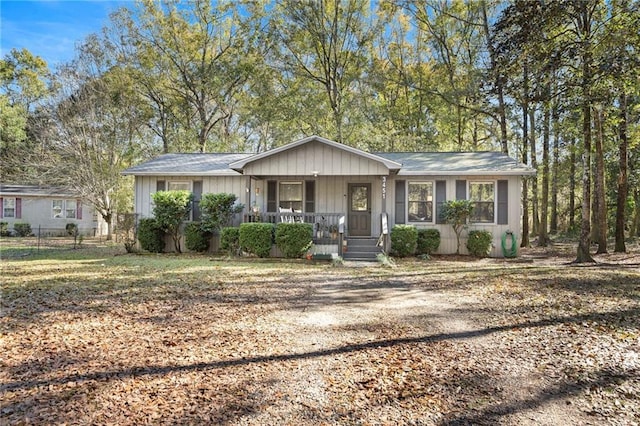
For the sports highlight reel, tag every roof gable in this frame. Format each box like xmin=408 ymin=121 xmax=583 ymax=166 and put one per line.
xmin=229 ymin=136 xmax=402 ymax=174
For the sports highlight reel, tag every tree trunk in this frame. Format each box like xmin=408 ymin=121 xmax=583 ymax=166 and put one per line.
xmin=520 ymin=64 xmax=530 ymax=248
xmin=550 ymin=90 xmax=560 ymax=234
xmin=614 ymin=92 xmax=628 ymax=252
xmin=538 ymin=97 xmax=551 ymax=247
xmin=592 ymin=107 xmax=607 ymax=254
xmin=633 ymin=189 xmax=640 ymax=238
xmin=569 ymin=138 xmax=576 ymax=232
xmin=529 ymin=109 xmax=539 ymax=236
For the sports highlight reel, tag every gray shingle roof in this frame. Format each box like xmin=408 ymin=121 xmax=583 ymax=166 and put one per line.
xmin=122 ymin=153 xmax=251 ymax=176
xmin=122 ymin=150 xmax=535 ymax=177
xmin=376 ymin=152 xmax=535 ymax=176
xmin=0 ymin=184 xmax=79 ymax=197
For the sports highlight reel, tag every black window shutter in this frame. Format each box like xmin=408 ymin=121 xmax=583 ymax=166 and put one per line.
xmin=435 ymin=180 xmax=446 ymax=224
xmin=497 ymin=180 xmax=508 ymax=225
xmin=395 ymin=180 xmax=406 ymax=224
xmin=156 ymin=180 xmax=166 ymax=192
xmin=456 ymin=180 xmax=467 ymax=200
xmin=305 ymin=180 xmax=315 ymax=213
xmin=267 ymin=180 xmax=277 ymax=212
xmin=192 ymin=181 xmax=203 ymax=221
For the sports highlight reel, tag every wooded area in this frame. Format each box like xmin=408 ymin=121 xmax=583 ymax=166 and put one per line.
xmin=1 ymin=0 xmax=638 ymax=261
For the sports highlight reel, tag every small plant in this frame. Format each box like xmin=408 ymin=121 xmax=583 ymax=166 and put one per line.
xmin=239 ymin=223 xmax=274 ymax=258
xmin=221 ymin=227 xmax=241 ymax=256
xmin=441 ymin=200 xmax=474 ymax=254
xmin=467 ymin=230 xmax=493 ymax=257
xmin=116 ymin=213 xmax=138 ymax=253
xmin=138 ymin=218 xmax=165 ymax=253
xmin=275 ymin=223 xmax=313 ymax=258
xmin=416 ymin=229 xmax=440 ymax=255
xmin=66 ymin=223 xmax=80 ymax=249
xmin=0 ymin=221 xmax=10 ymax=237
xmin=185 ymin=222 xmax=210 ymax=252
xmin=331 ymin=255 xmax=345 ymax=267
xmin=390 ymin=225 xmax=417 ymax=257
xmin=376 ymin=252 xmax=397 ymax=268
xmin=13 ymin=222 xmax=32 ymax=237
xmin=200 ymin=193 xmax=244 ymax=234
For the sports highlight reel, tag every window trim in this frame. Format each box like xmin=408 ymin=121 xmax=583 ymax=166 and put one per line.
xmin=3 ymin=197 xmax=16 ymax=218
xmin=468 ymin=180 xmax=496 ymax=224
xmin=407 ymin=181 xmax=435 ymax=223
xmin=52 ymin=199 xmax=78 ymax=219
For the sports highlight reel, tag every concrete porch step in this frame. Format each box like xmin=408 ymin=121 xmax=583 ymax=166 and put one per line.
xmin=343 ymin=237 xmax=381 ymax=261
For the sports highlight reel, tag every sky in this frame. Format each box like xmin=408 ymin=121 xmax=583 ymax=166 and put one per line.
xmin=1 ymin=0 xmax=133 ymax=68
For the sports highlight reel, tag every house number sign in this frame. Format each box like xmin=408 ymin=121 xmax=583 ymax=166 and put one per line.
xmin=382 ymin=176 xmax=386 ymax=200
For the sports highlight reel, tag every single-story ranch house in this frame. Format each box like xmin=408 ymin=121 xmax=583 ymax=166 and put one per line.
xmin=123 ymin=136 xmax=536 ymax=259
xmin=0 ymin=184 xmax=107 ymax=237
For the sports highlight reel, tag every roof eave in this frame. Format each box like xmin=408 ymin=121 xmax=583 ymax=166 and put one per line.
xmin=397 ymin=170 xmax=537 ymax=176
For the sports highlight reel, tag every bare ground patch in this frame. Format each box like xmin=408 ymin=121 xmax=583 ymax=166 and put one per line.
xmin=1 ymin=246 xmax=639 ymax=425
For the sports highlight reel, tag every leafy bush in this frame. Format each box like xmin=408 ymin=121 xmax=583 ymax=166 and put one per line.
xmin=138 ymin=218 xmax=164 ymax=253
xmin=184 ymin=222 xmax=210 ymax=252
xmin=239 ymin=223 xmax=274 ymax=258
xmin=417 ymin=228 xmax=441 ymax=255
xmin=0 ymin=222 xmax=9 ymax=237
xmin=275 ymin=223 xmax=313 ymax=258
xmin=441 ymin=200 xmax=474 ymax=254
xmin=152 ymin=190 xmax=192 ymax=253
xmin=200 ymin=193 xmax=244 ymax=234
xmin=221 ymin=227 xmax=241 ymax=256
xmin=65 ymin=223 xmax=79 ymax=236
xmin=390 ymin=225 xmax=418 ymax=257
xmin=467 ymin=230 xmax=493 ymax=257
xmin=13 ymin=222 xmax=32 ymax=237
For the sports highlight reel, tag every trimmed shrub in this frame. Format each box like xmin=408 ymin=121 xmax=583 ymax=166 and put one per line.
xmin=390 ymin=225 xmax=418 ymax=257
xmin=417 ymin=228 xmax=441 ymax=255
xmin=467 ymin=230 xmax=493 ymax=257
xmin=221 ymin=227 xmax=240 ymax=256
xmin=200 ymin=193 xmax=244 ymax=234
xmin=239 ymin=223 xmax=274 ymax=258
xmin=65 ymin=223 xmax=79 ymax=236
xmin=13 ymin=222 xmax=32 ymax=237
xmin=185 ymin=222 xmax=210 ymax=252
xmin=138 ymin=218 xmax=165 ymax=253
xmin=275 ymin=223 xmax=313 ymax=258
xmin=0 ymin=222 xmax=10 ymax=237
xmin=152 ymin=190 xmax=192 ymax=253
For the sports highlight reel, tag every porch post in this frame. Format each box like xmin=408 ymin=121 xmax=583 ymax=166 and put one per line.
xmin=245 ymin=176 xmax=252 ymax=222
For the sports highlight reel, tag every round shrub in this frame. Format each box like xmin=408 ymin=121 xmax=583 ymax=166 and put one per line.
xmin=275 ymin=223 xmax=313 ymax=258
xmin=221 ymin=227 xmax=240 ymax=256
xmin=390 ymin=225 xmax=418 ymax=257
xmin=0 ymin=221 xmax=10 ymax=237
xmin=467 ymin=230 xmax=493 ymax=257
xmin=239 ymin=223 xmax=274 ymax=258
xmin=65 ymin=223 xmax=79 ymax=236
xmin=138 ymin=218 xmax=165 ymax=253
xmin=13 ymin=222 xmax=32 ymax=237
xmin=417 ymin=228 xmax=441 ymax=255
xmin=185 ymin=222 xmax=210 ymax=252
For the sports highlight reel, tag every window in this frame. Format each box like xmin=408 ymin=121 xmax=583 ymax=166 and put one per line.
xmin=52 ymin=200 xmax=78 ymax=219
xmin=469 ymin=182 xmax=495 ymax=223
xmin=168 ymin=181 xmax=191 ymax=191
xmin=52 ymin=200 xmax=64 ymax=218
xmin=408 ymin=182 xmax=433 ymax=222
xmin=3 ymin=198 xmax=15 ymax=218
xmin=65 ymin=199 xmax=77 ymax=219
xmin=279 ymin=182 xmax=302 ymax=211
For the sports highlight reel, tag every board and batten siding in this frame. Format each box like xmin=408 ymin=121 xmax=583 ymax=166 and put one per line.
xmin=241 ymin=141 xmax=389 ymax=176
xmin=386 ymin=175 xmax=523 ymax=257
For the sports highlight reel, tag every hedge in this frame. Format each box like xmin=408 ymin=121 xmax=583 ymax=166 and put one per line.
xmin=185 ymin=222 xmax=210 ymax=253
xmin=390 ymin=225 xmax=417 ymax=257
xmin=221 ymin=227 xmax=241 ymax=256
xmin=13 ymin=223 xmax=32 ymax=237
xmin=239 ymin=223 xmax=274 ymax=258
xmin=467 ymin=230 xmax=493 ymax=257
xmin=138 ymin=218 xmax=165 ymax=253
xmin=275 ymin=223 xmax=313 ymax=258
xmin=416 ymin=229 xmax=440 ymax=255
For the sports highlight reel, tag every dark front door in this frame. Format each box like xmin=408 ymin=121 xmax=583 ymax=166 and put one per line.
xmin=348 ymin=183 xmax=371 ymax=236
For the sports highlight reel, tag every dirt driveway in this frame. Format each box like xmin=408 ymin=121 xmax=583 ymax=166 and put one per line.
xmin=2 ymin=248 xmax=639 ymax=425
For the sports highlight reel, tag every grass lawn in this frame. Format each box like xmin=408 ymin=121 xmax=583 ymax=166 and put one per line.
xmin=1 ymin=239 xmax=639 ymax=424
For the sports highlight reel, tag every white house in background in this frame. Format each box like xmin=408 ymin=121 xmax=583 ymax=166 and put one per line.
xmin=123 ymin=135 xmax=536 ymax=259
xmin=0 ymin=184 xmax=107 ymax=237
